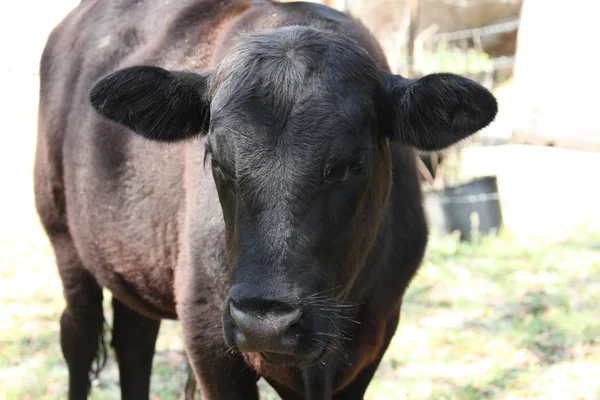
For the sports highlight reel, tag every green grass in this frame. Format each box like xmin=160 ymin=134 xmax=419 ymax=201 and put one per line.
xmin=368 ymin=231 xmax=600 ymax=400
xmin=2 ymin=223 xmax=599 ymax=399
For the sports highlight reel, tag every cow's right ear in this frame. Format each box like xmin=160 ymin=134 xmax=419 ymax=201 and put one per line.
xmin=89 ymin=66 xmax=212 ymax=142
xmin=383 ymin=72 xmax=497 ymax=151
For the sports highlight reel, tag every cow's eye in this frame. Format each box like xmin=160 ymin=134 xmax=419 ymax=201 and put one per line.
xmin=324 ymin=153 xmax=367 ymax=185
xmin=324 ymin=164 xmax=350 ymax=184
xmin=349 ymin=153 xmax=366 ymax=173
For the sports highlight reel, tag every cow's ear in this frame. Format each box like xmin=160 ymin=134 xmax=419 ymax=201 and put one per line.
xmin=89 ymin=66 xmax=212 ymax=142
xmin=383 ymin=72 xmax=498 ymax=151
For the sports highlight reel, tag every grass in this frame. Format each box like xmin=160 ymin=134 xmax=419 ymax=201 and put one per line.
xmin=369 ymin=230 xmax=600 ymax=400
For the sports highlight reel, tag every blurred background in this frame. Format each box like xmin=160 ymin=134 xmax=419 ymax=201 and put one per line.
xmin=1 ymin=0 xmax=598 ymax=399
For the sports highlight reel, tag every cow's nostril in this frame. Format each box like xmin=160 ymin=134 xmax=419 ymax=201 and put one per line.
xmin=285 ymin=322 xmax=301 ymax=337
xmin=229 ymin=302 xmax=303 ymax=353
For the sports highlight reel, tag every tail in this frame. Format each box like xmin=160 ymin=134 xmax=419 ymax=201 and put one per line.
xmin=90 ymin=318 xmax=109 ymax=382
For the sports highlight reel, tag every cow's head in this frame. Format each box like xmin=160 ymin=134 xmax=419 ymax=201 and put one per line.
xmin=90 ymin=26 xmax=497 ymax=367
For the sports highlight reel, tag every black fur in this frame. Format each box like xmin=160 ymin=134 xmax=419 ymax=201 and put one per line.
xmin=90 ymin=66 xmax=211 ymax=141
xmin=384 ymin=72 xmax=498 ymax=150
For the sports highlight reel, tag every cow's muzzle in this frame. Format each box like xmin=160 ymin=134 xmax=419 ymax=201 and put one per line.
xmin=223 ymin=294 xmax=326 ymax=367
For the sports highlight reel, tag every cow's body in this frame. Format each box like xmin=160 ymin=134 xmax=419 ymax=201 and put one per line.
xmin=35 ymin=1 xmax=497 ymax=399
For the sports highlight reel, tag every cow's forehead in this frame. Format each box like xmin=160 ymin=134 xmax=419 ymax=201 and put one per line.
xmin=209 ymin=26 xmax=382 ymax=112
xmin=209 ymin=31 xmax=380 ymax=147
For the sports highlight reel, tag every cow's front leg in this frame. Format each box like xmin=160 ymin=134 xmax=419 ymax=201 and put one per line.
xmin=179 ymin=301 xmax=259 ymax=400
xmin=175 ymin=257 xmax=259 ymax=400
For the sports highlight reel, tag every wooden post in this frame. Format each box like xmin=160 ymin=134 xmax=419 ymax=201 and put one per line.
xmin=406 ymin=0 xmax=420 ymax=77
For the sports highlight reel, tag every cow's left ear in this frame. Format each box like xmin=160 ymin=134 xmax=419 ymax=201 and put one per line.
xmin=383 ymin=72 xmax=498 ymax=151
xmin=89 ymin=66 xmax=212 ymax=142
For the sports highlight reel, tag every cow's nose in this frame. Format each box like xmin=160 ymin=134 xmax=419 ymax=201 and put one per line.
xmin=229 ymin=302 xmax=302 ymax=354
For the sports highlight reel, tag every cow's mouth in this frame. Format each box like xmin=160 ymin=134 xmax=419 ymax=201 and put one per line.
xmin=261 ymin=346 xmax=325 ymax=367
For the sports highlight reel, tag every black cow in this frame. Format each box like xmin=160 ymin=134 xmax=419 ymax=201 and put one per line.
xmin=34 ymin=0 xmax=497 ymax=399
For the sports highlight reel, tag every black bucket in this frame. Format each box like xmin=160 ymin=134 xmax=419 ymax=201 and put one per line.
xmin=424 ymin=176 xmax=503 ymax=241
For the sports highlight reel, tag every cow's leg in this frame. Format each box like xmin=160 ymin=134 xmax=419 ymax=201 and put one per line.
xmin=184 ymin=362 xmax=197 ymax=400
xmin=181 ymin=322 xmax=260 ymax=400
xmin=177 ymin=293 xmax=258 ymax=398
xmin=111 ymin=297 xmax=161 ymax=400
xmin=55 ymin=236 xmax=106 ymax=400
xmin=176 ymin=252 xmax=259 ymax=399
